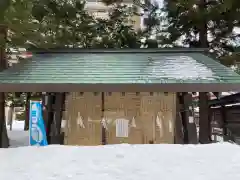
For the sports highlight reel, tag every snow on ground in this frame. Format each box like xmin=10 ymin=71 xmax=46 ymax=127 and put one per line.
xmin=7 ymin=120 xmax=29 ymax=148
xmin=1 ymin=143 xmax=240 ymax=180
xmin=3 ymin=120 xmax=240 ymax=179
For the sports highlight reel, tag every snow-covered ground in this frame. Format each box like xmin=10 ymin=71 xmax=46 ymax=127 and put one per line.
xmin=3 ymin=120 xmax=240 ymax=179
xmin=1 ymin=143 xmax=240 ymax=179
xmin=7 ymin=120 xmax=29 ymax=148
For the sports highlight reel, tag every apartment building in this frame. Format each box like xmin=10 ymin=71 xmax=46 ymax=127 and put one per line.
xmin=85 ymin=0 xmax=142 ymax=30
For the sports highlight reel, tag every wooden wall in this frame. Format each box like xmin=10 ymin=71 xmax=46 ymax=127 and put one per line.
xmin=212 ymin=106 xmax=240 ymax=124
xmin=63 ymin=92 xmax=176 ymax=145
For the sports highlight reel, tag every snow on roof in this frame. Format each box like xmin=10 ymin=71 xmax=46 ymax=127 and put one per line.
xmin=221 ymin=92 xmax=238 ymax=96
xmin=148 ymin=56 xmax=216 ymax=80
xmin=1 ymin=143 xmax=240 ymax=179
xmin=192 ymin=92 xmax=238 ymax=99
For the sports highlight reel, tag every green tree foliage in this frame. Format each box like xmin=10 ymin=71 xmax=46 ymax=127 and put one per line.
xmin=94 ymin=0 xmax=141 ymax=48
xmin=3 ymin=0 xmax=38 ymax=47
xmin=162 ymin=0 xmax=240 ymax=54
xmin=0 ymin=0 xmax=11 ymax=22
xmin=30 ymin=0 xmax=144 ymax=48
xmin=2 ymin=0 xmax=161 ymax=48
xmin=135 ymin=0 xmax=161 ymax=47
xmin=31 ymin=0 xmax=97 ymax=48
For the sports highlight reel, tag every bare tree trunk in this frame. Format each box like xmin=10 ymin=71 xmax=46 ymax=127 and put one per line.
xmin=0 ymin=25 xmax=9 ymax=148
xmin=199 ymin=0 xmax=208 ymax=48
xmin=24 ymin=93 xmax=31 ymax=131
xmin=0 ymin=93 xmax=9 ymax=148
xmin=8 ymin=105 xmax=13 ymax=131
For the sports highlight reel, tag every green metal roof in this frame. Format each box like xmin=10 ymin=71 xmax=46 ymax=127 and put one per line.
xmin=0 ymin=49 xmax=240 ymax=84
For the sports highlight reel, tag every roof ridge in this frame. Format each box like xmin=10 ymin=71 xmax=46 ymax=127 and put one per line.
xmin=28 ymin=48 xmax=207 ymax=54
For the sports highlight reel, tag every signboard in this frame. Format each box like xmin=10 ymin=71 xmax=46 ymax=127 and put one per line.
xmin=29 ymin=101 xmax=48 ymax=146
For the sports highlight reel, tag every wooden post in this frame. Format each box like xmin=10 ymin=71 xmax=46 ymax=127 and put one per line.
xmin=208 ymin=106 xmax=213 ymax=142
xmin=174 ymin=93 xmax=184 ymax=144
xmin=8 ymin=104 xmax=13 ymax=131
xmin=46 ymin=93 xmax=54 ymax=144
xmin=221 ymin=105 xmax=228 ymax=141
xmin=0 ymin=24 xmax=9 ymax=148
xmin=184 ymin=93 xmax=198 ymax=144
xmin=41 ymin=92 xmax=47 ymax=130
xmin=199 ymin=92 xmax=211 ymax=143
xmin=101 ymin=92 xmax=106 ymax=145
xmin=48 ymin=92 xmax=65 ymax=144
xmin=54 ymin=93 xmax=64 ymax=135
xmin=178 ymin=93 xmax=189 ymax=143
xmin=24 ymin=92 xmax=31 ymax=131
xmin=177 ymin=92 xmax=198 ymax=144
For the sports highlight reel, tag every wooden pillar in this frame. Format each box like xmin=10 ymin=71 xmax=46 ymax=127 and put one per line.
xmin=183 ymin=93 xmax=198 ymax=144
xmin=178 ymin=93 xmax=189 ymax=143
xmin=101 ymin=92 xmax=106 ymax=145
xmin=53 ymin=93 xmax=64 ymax=135
xmin=0 ymin=24 xmax=8 ymax=148
xmin=186 ymin=93 xmax=198 ymax=144
xmin=221 ymin=105 xmax=228 ymax=141
xmin=174 ymin=93 xmax=184 ymax=144
xmin=50 ymin=92 xmax=65 ymax=144
xmin=208 ymin=106 xmax=213 ymax=141
xmin=199 ymin=92 xmax=211 ymax=143
xmin=24 ymin=92 xmax=31 ymax=131
xmin=177 ymin=92 xmax=198 ymax=144
xmin=46 ymin=92 xmax=54 ymax=144
xmin=41 ymin=92 xmax=48 ymax=130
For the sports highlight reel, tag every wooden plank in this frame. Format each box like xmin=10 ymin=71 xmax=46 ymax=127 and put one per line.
xmin=65 ymin=92 xmax=102 ymax=146
xmin=105 ymin=92 xmax=142 ymax=144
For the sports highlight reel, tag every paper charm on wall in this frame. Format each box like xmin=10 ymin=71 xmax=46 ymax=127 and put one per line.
xmin=156 ymin=112 xmax=164 ymax=138
xmin=76 ymin=112 xmax=85 ymax=128
xmin=131 ymin=117 xmax=137 ymax=128
xmin=88 ymin=117 xmax=93 ymax=122
xmin=101 ymin=118 xmax=108 ymax=130
xmin=106 ymin=118 xmax=113 ymax=125
xmin=168 ymin=113 xmax=173 ymax=133
xmin=116 ymin=118 xmax=129 ymax=138
xmin=188 ymin=116 xmax=194 ymax=123
xmin=68 ymin=116 xmax=71 ymax=132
